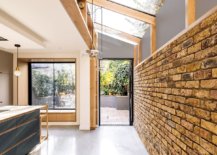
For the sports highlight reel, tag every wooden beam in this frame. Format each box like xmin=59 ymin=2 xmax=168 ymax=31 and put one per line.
xmin=78 ymin=0 xmax=88 ymax=23
xmin=134 ymin=45 xmax=138 ymax=66
xmin=185 ymin=0 xmax=196 ymax=27
xmin=86 ymin=0 xmax=156 ymax=25
xmin=151 ymin=24 xmax=156 ymax=54
xmin=138 ymin=41 xmax=142 ymax=63
xmin=60 ymin=0 xmax=96 ymax=49
xmin=94 ymin=23 xmax=140 ymax=44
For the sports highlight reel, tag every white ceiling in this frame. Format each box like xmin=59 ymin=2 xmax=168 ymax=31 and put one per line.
xmin=0 ymin=0 xmax=88 ymax=53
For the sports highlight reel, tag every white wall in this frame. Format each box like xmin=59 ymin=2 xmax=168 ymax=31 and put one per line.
xmin=13 ymin=51 xmax=90 ymax=130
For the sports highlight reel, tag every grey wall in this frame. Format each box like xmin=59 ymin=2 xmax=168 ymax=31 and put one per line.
xmin=196 ymin=0 xmax=217 ymax=19
xmin=141 ymin=0 xmax=217 ymax=61
xmin=156 ymin=0 xmax=185 ymax=49
xmin=141 ymin=28 xmax=151 ymax=60
xmin=98 ymin=34 xmax=134 ymax=59
xmin=0 ymin=50 xmax=13 ymax=105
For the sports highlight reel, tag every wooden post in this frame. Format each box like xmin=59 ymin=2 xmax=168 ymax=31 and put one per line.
xmin=138 ymin=41 xmax=142 ymax=63
xmin=134 ymin=45 xmax=138 ymax=66
xmin=151 ymin=24 xmax=156 ymax=54
xmin=185 ymin=0 xmax=196 ymax=27
xmin=90 ymin=57 xmax=98 ymax=129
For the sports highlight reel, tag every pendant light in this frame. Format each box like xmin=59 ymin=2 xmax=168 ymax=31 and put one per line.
xmin=14 ymin=44 xmax=21 ymax=77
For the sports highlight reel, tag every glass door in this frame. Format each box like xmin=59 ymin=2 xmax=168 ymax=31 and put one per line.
xmin=99 ymin=59 xmax=133 ymax=125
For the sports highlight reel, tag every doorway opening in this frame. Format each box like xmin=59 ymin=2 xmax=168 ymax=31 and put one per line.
xmin=99 ymin=59 xmax=133 ymax=126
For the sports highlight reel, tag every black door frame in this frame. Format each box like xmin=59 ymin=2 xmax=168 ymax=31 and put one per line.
xmin=99 ymin=58 xmax=134 ymax=126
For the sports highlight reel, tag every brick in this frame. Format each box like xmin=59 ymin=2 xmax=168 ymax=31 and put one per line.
xmin=181 ymin=120 xmax=193 ymax=131
xmin=202 ymin=56 xmax=217 ymax=69
xmin=193 ymin=143 xmax=210 ymax=155
xmin=182 ymin=73 xmax=193 ymax=80
xmin=175 ymin=81 xmax=186 ymax=88
xmin=186 ymin=62 xmax=201 ymax=72
xmin=202 ymin=35 xmax=217 ymax=49
xmin=212 ymin=135 xmax=217 ymax=145
xmin=200 ymin=100 xmax=217 ymax=111
xmin=194 ymin=28 xmax=211 ymax=43
xmin=186 ymin=147 xmax=197 ymax=155
xmin=181 ymin=135 xmax=193 ymax=147
xmin=195 ymin=44 xmax=217 ymax=60
xmin=194 ymin=69 xmax=212 ymax=80
xmin=194 ymin=108 xmax=210 ymax=120
xmin=180 ymin=89 xmax=192 ymax=97
xmin=201 ymin=79 xmax=217 ymax=89
xmin=201 ymin=119 xmax=217 ymax=135
xmin=211 ymin=112 xmax=217 ymax=123
xmin=177 ymin=49 xmax=187 ymax=58
xmin=194 ymin=126 xmax=212 ymax=141
xmin=185 ymin=81 xmax=199 ymax=88
xmin=176 ymin=65 xmax=186 ymax=73
xmin=172 ymin=115 xmax=181 ymax=124
xmin=185 ymin=98 xmax=200 ymax=107
xmin=185 ymin=130 xmax=200 ymax=143
xmin=172 ymin=74 xmax=181 ymax=81
xmin=193 ymin=90 xmax=210 ymax=99
xmin=186 ymin=114 xmax=200 ymax=125
xmin=212 ymin=68 xmax=217 ymax=77
xmin=188 ymin=42 xmax=201 ymax=54
xmin=200 ymin=138 xmax=217 ymax=154
xmin=182 ymin=38 xmax=193 ymax=49
xmin=201 ymin=12 xmax=217 ymax=29
xmin=210 ymin=90 xmax=217 ymax=100
xmin=175 ymin=96 xmax=186 ymax=104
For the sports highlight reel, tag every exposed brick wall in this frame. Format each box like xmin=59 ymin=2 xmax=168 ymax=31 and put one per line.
xmin=134 ymin=10 xmax=217 ymax=155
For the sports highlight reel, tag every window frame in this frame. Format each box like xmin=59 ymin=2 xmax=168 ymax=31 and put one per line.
xmin=28 ymin=61 xmax=76 ymax=110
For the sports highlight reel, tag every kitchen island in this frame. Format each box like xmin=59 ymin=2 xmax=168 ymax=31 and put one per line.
xmin=0 ymin=106 xmax=44 ymax=155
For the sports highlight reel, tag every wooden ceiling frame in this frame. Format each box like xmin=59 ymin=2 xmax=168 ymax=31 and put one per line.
xmin=60 ymin=0 xmax=97 ymax=49
xmin=86 ymin=0 xmax=156 ymax=25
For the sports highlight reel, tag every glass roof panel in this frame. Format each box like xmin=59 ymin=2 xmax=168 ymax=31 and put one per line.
xmin=88 ymin=4 xmax=149 ymax=38
xmin=109 ymin=0 xmax=165 ymax=15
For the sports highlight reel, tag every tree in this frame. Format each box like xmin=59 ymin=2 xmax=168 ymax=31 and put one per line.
xmin=111 ymin=63 xmax=130 ymax=95
xmin=32 ymin=71 xmax=53 ymax=97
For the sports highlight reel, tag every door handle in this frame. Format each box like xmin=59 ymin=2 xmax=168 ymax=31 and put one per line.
xmin=0 ymin=101 xmax=3 ymax=104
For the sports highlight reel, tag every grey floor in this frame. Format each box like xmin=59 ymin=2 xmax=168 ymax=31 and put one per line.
xmin=31 ymin=126 xmax=149 ymax=155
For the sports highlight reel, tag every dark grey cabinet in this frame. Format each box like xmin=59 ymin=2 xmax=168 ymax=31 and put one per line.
xmin=0 ymin=110 xmax=40 ymax=155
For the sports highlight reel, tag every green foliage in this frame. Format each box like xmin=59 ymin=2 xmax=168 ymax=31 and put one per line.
xmin=32 ymin=71 xmax=53 ymax=97
xmin=111 ymin=63 xmax=130 ymax=95
xmin=55 ymin=69 xmax=74 ymax=93
xmin=32 ymin=69 xmax=75 ymax=97
xmin=100 ymin=60 xmax=130 ymax=96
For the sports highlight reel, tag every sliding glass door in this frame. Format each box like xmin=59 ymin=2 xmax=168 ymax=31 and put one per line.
xmin=29 ymin=62 xmax=76 ymax=110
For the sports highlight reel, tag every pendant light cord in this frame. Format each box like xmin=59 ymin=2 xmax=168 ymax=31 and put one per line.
xmin=16 ymin=46 xmax=18 ymax=68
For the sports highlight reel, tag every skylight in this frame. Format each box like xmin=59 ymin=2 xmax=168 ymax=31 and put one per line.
xmin=109 ymin=0 xmax=165 ymax=15
xmin=88 ymin=4 xmax=149 ymax=38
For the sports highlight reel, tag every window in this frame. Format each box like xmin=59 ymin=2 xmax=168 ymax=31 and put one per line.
xmin=109 ymin=0 xmax=165 ymax=15
xmin=88 ymin=4 xmax=149 ymax=38
xmin=29 ymin=62 xmax=76 ymax=110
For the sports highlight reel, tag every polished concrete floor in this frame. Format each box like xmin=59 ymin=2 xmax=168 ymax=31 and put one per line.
xmin=101 ymin=107 xmax=129 ymax=125
xmin=31 ymin=126 xmax=149 ymax=155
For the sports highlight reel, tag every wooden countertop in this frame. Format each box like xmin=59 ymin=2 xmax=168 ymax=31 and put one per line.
xmin=0 ymin=106 xmax=44 ymax=122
